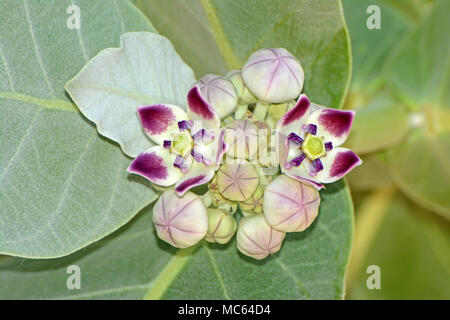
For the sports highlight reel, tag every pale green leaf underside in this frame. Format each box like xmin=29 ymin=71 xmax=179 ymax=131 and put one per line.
xmin=133 ymin=0 xmax=351 ymax=108
xmin=65 ymin=32 xmax=196 ymax=158
xmin=0 ymin=0 xmax=159 ymax=258
xmin=0 ymin=181 xmax=353 ymax=300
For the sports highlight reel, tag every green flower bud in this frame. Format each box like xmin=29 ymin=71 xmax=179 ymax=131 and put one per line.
xmin=239 ymin=185 xmax=263 ymax=215
xmin=227 ymin=70 xmax=258 ymax=104
xmin=216 ymin=161 xmax=259 ymax=202
xmin=236 ymin=214 xmax=285 ymax=260
xmin=196 ymin=74 xmax=238 ymax=119
xmin=263 ymin=175 xmax=320 ymax=232
xmin=153 ymin=190 xmax=207 ymax=248
xmin=242 ymin=48 xmax=304 ymax=103
xmin=206 ymin=209 xmax=237 ymax=244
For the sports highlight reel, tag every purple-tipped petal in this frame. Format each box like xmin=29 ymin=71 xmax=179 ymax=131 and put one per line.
xmin=303 ymin=123 xmax=317 ymax=135
xmin=276 ymin=94 xmax=311 ymax=136
xmin=287 ymin=132 xmax=303 ymax=145
xmin=328 ymin=149 xmax=362 ymax=178
xmin=178 ymin=120 xmax=193 ymax=131
xmin=306 ymin=107 xmax=355 ymax=146
xmin=313 ymin=147 xmax=362 ymax=183
xmin=128 ymin=146 xmax=182 ymax=187
xmin=138 ymin=104 xmax=188 ymax=145
xmin=325 ymin=141 xmax=333 ymax=151
xmin=187 ymin=86 xmax=220 ymax=130
xmin=175 ymin=163 xmax=216 ymax=195
xmin=286 ymin=172 xmax=326 ymax=190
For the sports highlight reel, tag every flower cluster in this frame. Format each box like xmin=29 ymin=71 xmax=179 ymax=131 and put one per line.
xmin=128 ymin=47 xmax=361 ymax=259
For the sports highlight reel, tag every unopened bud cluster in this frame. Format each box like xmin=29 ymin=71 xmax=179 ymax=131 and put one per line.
xmin=146 ymin=47 xmax=360 ymax=260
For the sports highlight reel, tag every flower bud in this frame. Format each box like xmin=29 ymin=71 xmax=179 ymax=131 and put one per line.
xmin=216 ymin=161 xmax=259 ymax=202
xmin=153 ymin=190 xmax=207 ymax=248
xmin=208 ymin=175 xmax=234 ymax=207
xmin=239 ymin=185 xmax=263 ymax=215
xmin=236 ymin=214 xmax=285 ymax=260
xmin=224 ymin=119 xmax=259 ymax=160
xmin=196 ymin=74 xmax=238 ymax=119
xmin=227 ymin=70 xmax=258 ymax=104
xmin=205 ymin=209 xmax=237 ymax=244
xmin=242 ymin=48 xmax=304 ymax=103
xmin=263 ymin=175 xmax=320 ymax=232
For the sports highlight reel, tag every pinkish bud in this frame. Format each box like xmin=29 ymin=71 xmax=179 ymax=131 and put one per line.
xmin=216 ymin=161 xmax=259 ymax=202
xmin=205 ymin=209 xmax=237 ymax=244
xmin=263 ymin=175 xmax=320 ymax=232
xmin=153 ymin=190 xmax=207 ymax=248
xmin=242 ymin=48 xmax=304 ymax=103
xmin=196 ymin=74 xmax=238 ymax=119
xmin=236 ymin=214 xmax=285 ymax=260
xmin=224 ymin=119 xmax=259 ymax=161
xmin=239 ymin=186 xmax=263 ymax=215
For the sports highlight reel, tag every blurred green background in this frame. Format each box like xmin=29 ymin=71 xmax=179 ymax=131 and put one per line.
xmin=342 ymin=0 xmax=449 ymax=299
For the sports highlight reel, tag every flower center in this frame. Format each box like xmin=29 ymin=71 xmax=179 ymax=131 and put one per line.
xmin=171 ymin=131 xmax=193 ymax=157
xmin=301 ymin=133 xmax=326 ymax=161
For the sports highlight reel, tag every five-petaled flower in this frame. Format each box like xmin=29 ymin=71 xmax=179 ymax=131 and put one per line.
xmin=276 ymin=94 xmax=362 ymax=190
xmin=128 ymin=86 xmax=227 ymax=195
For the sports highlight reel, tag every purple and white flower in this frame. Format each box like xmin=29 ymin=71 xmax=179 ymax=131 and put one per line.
xmin=128 ymin=86 xmax=227 ymax=195
xmin=276 ymin=94 xmax=362 ymax=190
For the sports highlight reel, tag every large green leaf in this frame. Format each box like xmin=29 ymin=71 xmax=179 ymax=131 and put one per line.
xmin=133 ymin=0 xmax=351 ymax=108
xmin=0 ymin=0 xmax=158 ymax=258
xmin=65 ymin=32 xmax=196 ymax=158
xmin=348 ymin=194 xmax=450 ymax=299
xmin=0 ymin=181 xmax=353 ymax=299
xmin=385 ymin=0 xmax=450 ymax=218
xmin=343 ymin=0 xmax=412 ymax=91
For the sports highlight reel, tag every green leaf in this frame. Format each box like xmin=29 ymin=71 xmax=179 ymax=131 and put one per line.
xmin=385 ymin=0 xmax=450 ymax=218
xmin=133 ymin=0 xmax=351 ymax=108
xmin=348 ymin=194 xmax=450 ymax=299
xmin=345 ymin=91 xmax=409 ymax=154
xmin=65 ymin=32 xmax=196 ymax=158
xmin=0 ymin=0 xmax=159 ymax=258
xmin=346 ymin=153 xmax=393 ymax=191
xmin=343 ymin=0 xmax=412 ymax=91
xmin=0 ymin=180 xmax=353 ymax=299
xmin=388 ymin=130 xmax=450 ymax=218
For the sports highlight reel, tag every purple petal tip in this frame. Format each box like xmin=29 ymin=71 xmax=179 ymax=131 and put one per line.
xmin=138 ymin=105 xmax=176 ymax=135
